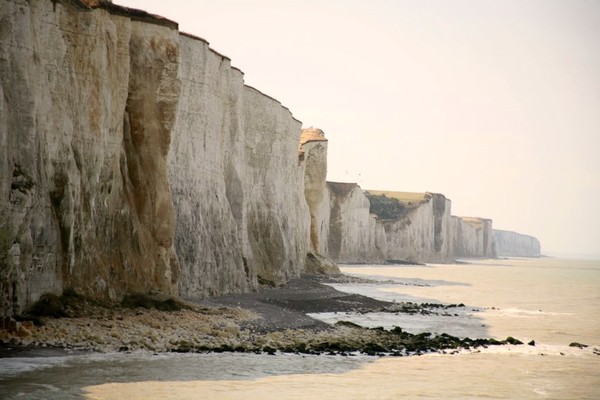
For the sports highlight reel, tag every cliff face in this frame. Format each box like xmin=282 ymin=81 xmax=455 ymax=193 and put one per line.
xmin=239 ymin=86 xmax=310 ymax=285
xmin=300 ymin=129 xmax=330 ymax=256
xmin=452 ymin=217 xmax=495 ymax=258
xmin=367 ymin=192 xmax=453 ymax=263
xmin=493 ymin=229 xmax=541 ymax=257
xmin=300 ymin=130 xmax=380 ymax=266
xmin=1 ymin=0 xmax=310 ymax=316
xmin=0 ymin=0 xmax=182 ymax=315
xmin=170 ymin=33 xmax=310 ymax=296
xmin=327 ymin=183 xmax=386 ymax=263
xmin=1 ymin=1 xmax=542 ymax=316
xmin=167 ymin=34 xmax=247 ymax=297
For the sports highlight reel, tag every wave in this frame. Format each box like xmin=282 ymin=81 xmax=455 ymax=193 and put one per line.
xmin=489 ymin=308 xmax=574 ymax=317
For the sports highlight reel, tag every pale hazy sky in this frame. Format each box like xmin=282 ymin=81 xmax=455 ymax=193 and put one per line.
xmin=117 ymin=0 xmax=599 ymax=256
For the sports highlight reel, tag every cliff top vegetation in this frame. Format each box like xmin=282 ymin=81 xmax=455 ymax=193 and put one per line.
xmin=364 ymin=192 xmax=406 ymax=220
xmin=458 ymin=217 xmax=486 ymax=229
xmin=366 ymin=190 xmax=429 ymax=206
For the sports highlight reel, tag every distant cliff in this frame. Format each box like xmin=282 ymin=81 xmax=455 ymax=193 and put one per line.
xmin=493 ymin=230 xmax=541 ymax=257
xmin=327 ymin=183 xmax=386 ymax=263
xmin=452 ymin=217 xmax=495 ymax=258
xmin=300 ymin=129 xmax=383 ymax=265
xmin=298 ymin=129 xmax=508 ymax=264
xmin=366 ymin=191 xmax=453 ymax=263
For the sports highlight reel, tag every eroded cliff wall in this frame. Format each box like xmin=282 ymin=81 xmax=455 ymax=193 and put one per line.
xmin=0 ymin=0 xmax=181 ymax=315
xmin=452 ymin=217 xmax=495 ymax=258
xmin=315 ymin=186 xmax=457 ymax=264
xmin=1 ymin=0 xmax=311 ymax=315
xmin=300 ymin=128 xmax=330 ymax=256
xmin=0 ymin=0 xmax=541 ymax=317
xmin=168 ymin=33 xmax=247 ymax=297
xmin=169 ymin=34 xmax=311 ymax=297
xmin=239 ymin=86 xmax=310 ymax=285
xmin=299 ymin=129 xmax=372 ymax=268
xmin=327 ymin=182 xmax=386 ymax=263
xmin=493 ymin=229 xmax=541 ymax=257
xmin=366 ymin=192 xmax=453 ymax=263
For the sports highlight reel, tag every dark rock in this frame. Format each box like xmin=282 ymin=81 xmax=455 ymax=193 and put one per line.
xmin=305 ymin=252 xmax=340 ymax=275
xmin=173 ymin=340 xmax=194 ymax=353
xmin=363 ymin=343 xmax=387 ymax=353
xmin=27 ymin=294 xmax=65 ymax=318
xmin=504 ymin=337 xmax=524 ymax=345
xmin=527 ymin=340 xmax=535 ymax=346
xmin=13 ymin=315 xmax=44 ymax=327
xmin=335 ymin=320 xmax=363 ymax=329
xmin=569 ymin=342 xmax=588 ymax=349
xmin=121 ymin=294 xmax=189 ymax=311
xmin=389 ymin=327 xmax=407 ymax=337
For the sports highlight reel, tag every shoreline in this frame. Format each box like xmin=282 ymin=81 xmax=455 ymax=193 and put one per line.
xmin=1 ymin=274 xmax=525 ymax=357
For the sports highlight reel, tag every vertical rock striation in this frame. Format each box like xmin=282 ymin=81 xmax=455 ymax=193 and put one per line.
xmin=366 ymin=191 xmax=453 ymax=263
xmin=299 ymin=128 xmax=341 ymax=273
xmin=1 ymin=0 xmax=311 ymax=315
xmin=168 ymin=33 xmax=310 ymax=296
xmin=493 ymin=229 xmax=541 ymax=257
xmin=327 ymin=182 xmax=386 ymax=263
xmin=0 ymin=0 xmax=181 ymax=316
xmin=238 ymin=86 xmax=310 ymax=286
xmin=452 ymin=217 xmax=495 ymax=258
xmin=300 ymin=128 xmax=330 ymax=256
xmin=168 ymin=33 xmax=247 ymax=297
xmin=1 ymin=1 xmax=543 ymax=316
xmin=299 ymin=128 xmax=386 ymax=265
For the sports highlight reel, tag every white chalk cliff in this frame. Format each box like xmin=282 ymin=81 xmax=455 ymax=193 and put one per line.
xmin=1 ymin=0 xmax=183 ymax=315
xmin=300 ymin=128 xmax=385 ymax=265
xmin=365 ymin=191 xmax=453 ymax=263
xmin=452 ymin=217 xmax=495 ymax=258
xmin=300 ymin=128 xmax=330 ymax=257
xmin=326 ymin=183 xmax=386 ymax=263
xmin=0 ymin=1 xmax=541 ymax=317
xmin=0 ymin=0 xmax=310 ymax=316
xmin=170 ymin=32 xmax=310 ymax=298
xmin=493 ymin=229 xmax=541 ymax=257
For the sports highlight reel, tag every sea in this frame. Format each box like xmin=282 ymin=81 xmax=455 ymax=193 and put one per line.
xmin=1 ymin=257 xmax=599 ymax=399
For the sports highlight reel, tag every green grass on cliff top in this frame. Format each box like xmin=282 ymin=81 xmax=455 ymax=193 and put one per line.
xmin=365 ymin=190 xmax=428 ymax=205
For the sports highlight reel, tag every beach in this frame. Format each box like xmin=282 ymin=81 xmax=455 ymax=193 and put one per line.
xmin=1 ymin=257 xmax=599 ymax=399
xmin=1 ymin=273 xmax=503 ymax=356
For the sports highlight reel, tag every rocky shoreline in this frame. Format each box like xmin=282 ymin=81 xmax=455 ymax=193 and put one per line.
xmin=1 ymin=275 xmax=525 ymax=357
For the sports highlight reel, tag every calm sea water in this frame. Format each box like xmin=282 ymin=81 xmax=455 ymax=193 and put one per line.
xmin=1 ymin=258 xmax=599 ymax=399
